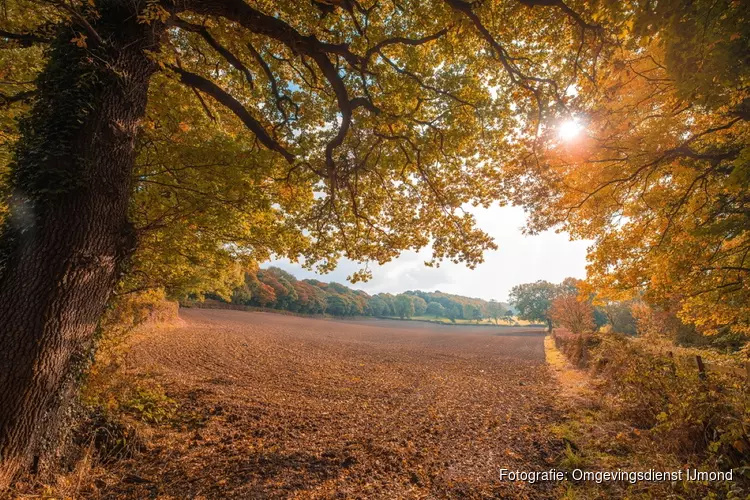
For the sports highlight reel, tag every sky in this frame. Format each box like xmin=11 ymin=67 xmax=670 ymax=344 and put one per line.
xmin=266 ymin=204 xmax=592 ymax=303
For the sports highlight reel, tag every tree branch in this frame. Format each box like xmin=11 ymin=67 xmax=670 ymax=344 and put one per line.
xmin=518 ymin=0 xmax=603 ymax=34
xmin=185 ymin=0 xmax=364 ymax=68
xmin=363 ymin=28 xmax=449 ymax=67
xmin=246 ymin=41 xmax=297 ymax=124
xmin=0 ymin=29 xmax=52 ymax=47
xmin=0 ymin=90 xmax=36 ymax=107
xmin=53 ymin=2 xmax=105 ymax=46
xmin=172 ymin=19 xmax=254 ymax=87
xmin=443 ymin=0 xmax=564 ymax=128
xmin=183 ymin=0 xmax=379 ymax=173
xmin=169 ymin=65 xmax=295 ymax=163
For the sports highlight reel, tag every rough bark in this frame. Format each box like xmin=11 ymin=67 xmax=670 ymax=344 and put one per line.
xmin=0 ymin=2 xmax=162 ymax=487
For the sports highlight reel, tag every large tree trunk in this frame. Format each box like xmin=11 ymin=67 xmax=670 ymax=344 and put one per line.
xmin=0 ymin=3 xmax=161 ymax=486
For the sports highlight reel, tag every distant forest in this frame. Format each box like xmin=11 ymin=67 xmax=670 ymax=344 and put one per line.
xmin=204 ymin=267 xmax=514 ymax=323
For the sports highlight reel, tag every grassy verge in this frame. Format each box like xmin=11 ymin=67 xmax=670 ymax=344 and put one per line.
xmin=545 ymin=332 xmax=749 ymax=498
xmin=7 ymin=292 xmax=187 ymax=498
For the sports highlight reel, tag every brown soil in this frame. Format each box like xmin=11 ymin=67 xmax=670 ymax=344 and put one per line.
xmin=102 ymin=309 xmax=562 ymax=499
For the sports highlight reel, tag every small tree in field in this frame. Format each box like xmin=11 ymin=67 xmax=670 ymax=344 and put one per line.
xmin=550 ymin=296 xmax=595 ymax=334
xmin=509 ymin=280 xmax=558 ymax=331
xmin=487 ymin=300 xmax=503 ymax=325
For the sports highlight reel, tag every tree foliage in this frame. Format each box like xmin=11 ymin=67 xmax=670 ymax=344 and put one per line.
xmin=1 ymin=0 xmax=747 ymax=485
xmin=0 ymin=0 xmax=613 ymax=303
xmin=219 ymin=267 xmax=521 ymax=322
xmin=600 ymin=300 xmax=638 ymax=335
xmin=504 ymin=0 xmax=750 ymax=337
xmin=426 ymin=301 xmax=445 ymax=318
xmin=410 ymin=295 xmax=428 ymax=316
xmin=549 ymin=295 xmax=595 ymax=334
xmin=508 ymin=280 xmax=559 ymax=327
xmin=0 ymin=0 xmax=743 ymax=340
xmin=394 ymin=294 xmax=415 ymax=319
xmin=486 ymin=299 xmax=504 ymax=325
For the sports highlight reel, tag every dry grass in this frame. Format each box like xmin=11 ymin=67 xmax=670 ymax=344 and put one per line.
xmin=543 ymin=333 xmax=749 ymax=499
xmin=543 ymin=336 xmax=591 ymax=403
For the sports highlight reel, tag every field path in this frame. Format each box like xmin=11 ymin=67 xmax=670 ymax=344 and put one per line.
xmin=115 ymin=309 xmax=562 ymax=498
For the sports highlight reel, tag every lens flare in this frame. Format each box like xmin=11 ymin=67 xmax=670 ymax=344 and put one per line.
xmin=558 ymin=119 xmax=582 ymax=141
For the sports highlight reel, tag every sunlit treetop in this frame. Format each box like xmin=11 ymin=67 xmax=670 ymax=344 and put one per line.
xmin=505 ymin=0 xmax=749 ymax=335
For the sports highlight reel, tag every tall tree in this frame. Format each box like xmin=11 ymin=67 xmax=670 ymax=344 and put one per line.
xmin=509 ymin=280 xmax=559 ymax=331
xmin=0 ymin=2 xmax=168 ymax=484
xmin=487 ymin=299 xmax=503 ymax=325
xmin=410 ymin=295 xmax=428 ymax=316
xmin=463 ymin=303 xmax=483 ymax=323
xmin=446 ymin=303 xmax=462 ymax=323
xmin=0 ymin=0 xmax=605 ymax=483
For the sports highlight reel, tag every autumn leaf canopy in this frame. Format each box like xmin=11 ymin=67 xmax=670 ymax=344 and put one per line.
xmin=1 ymin=0 xmax=747 ymax=334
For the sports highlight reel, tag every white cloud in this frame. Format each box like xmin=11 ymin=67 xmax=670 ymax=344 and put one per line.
xmin=266 ymin=205 xmax=591 ymax=302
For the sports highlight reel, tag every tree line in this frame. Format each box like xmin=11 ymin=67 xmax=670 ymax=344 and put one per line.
xmin=510 ymin=278 xmax=609 ymax=333
xmin=214 ymin=270 xmax=649 ymax=338
xmin=213 ymin=267 xmax=515 ymax=323
xmin=508 ymin=278 xmax=743 ymax=351
xmin=210 ymin=269 xmax=716 ymax=340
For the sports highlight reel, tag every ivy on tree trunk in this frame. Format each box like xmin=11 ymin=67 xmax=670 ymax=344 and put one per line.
xmin=0 ymin=3 xmax=164 ymax=485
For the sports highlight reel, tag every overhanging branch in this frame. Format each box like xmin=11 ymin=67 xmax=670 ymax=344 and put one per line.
xmin=518 ymin=0 xmax=603 ymax=34
xmin=169 ymin=65 xmax=295 ymax=163
xmin=0 ymin=90 xmax=36 ymax=107
xmin=171 ymin=19 xmax=254 ymax=87
xmin=182 ymin=0 xmax=379 ymax=173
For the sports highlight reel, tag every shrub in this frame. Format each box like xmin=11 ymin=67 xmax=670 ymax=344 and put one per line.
xmin=550 ymin=296 xmax=595 ymax=334
xmin=589 ymin=335 xmax=749 ymax=469
xmin=119 ymin=382 xmax=177 ymax=425
xmin=552 ymin=329 xmax=599 ymax=368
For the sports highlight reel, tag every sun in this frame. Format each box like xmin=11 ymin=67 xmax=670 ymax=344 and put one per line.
xmin=558 ymin=119 xmax=583 ymax=141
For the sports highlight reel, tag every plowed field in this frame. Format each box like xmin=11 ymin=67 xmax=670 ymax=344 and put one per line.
xmin=109 ymin=309 xmax=560 ymax=499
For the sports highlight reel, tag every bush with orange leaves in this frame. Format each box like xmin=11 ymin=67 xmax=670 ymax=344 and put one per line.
xmin=550 ymin=295 xmax=595 ymax=335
